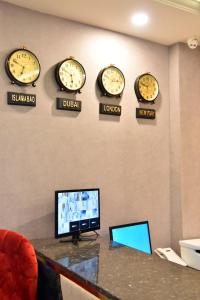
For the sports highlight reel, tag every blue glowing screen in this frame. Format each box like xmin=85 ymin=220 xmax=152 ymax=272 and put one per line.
xmin=111 ymin=222 xmax=152 ymax=255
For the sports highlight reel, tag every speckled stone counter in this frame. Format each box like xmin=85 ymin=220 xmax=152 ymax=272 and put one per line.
xmin=32 ymin=237 xmax=200 ymax=300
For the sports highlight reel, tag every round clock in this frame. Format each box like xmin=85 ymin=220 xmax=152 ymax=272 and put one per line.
xmin=97 ymin=65 xmax=125 ymax=97
xmin=55 ymin=57 xmax=86 ymax=93
xmin=134 ymin=73 xmax=159 ymax=103
xmin=5 ymin=48 xmax=41 ymax=86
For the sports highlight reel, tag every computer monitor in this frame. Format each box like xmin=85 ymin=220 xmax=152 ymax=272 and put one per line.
xmin=109 ymin=221 xmax=152 ymax=255
xmin=55 ymin=188 xmax=100 ymax=244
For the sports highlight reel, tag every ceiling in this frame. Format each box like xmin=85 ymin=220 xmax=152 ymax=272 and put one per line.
xmin=2 ymin=0 xmax=200 ymax=45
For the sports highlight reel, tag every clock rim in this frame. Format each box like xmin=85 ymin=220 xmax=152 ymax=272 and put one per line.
xmin=97 ymin=65 xmax=125 ymax=97
xmin=134 ymin=73 xmax=159 ymax=103
xmin=5 ymin=48 xmax=41 ymax=86
xmin=55 ymin=58 xmax=86 ymax=93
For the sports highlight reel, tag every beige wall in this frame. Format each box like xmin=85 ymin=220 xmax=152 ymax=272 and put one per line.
xmin=179 ymin=44 xmax=200 ymax=239
xmin=169 ymin=43 xmax=200 ymax=250
xmin=0 ymin=2 xmax=170 ymax=248
xmin=169 ymin=44 xmax=183 ymax=251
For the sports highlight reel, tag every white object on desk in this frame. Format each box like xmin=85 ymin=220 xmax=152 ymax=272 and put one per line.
xmin=154 ymin=247 xmax=187 ymax=266
xmin=179 ymin=239 xmax=200 ymax=270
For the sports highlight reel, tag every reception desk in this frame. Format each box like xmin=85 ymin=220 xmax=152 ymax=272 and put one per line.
xmin=32 ymin=237 xmax=200 ymax=300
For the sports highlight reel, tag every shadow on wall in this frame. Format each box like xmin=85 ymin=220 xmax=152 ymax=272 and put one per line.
xmin=17 ymin=212 xmax=54 ymax=239
xmin=43 ymin=65 xmax=58 ymax=101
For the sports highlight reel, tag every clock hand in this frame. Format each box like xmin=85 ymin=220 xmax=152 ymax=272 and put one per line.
xmin=141 ymin=82 xmax=148 ymax=88
xmin=13 ymin=59 xmax=24 ymax=68
xmin=20 ymin=65 xmax=25 ymax=75
xmin=13 ymin=59 xmax=26 ymax=76
xmin=65 ymin=70 xmax=71 ymax=76
xmin=69 ymin=73 xmax=74 ymax=84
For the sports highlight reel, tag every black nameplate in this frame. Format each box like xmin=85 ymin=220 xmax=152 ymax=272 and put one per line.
xmin=56 ymin=98 xmax=81 ymax=112
xmin=136 ymin=108 xmax=156 ymax=119
xmin=7 ymin=92 xmax=36 ymax=106
xmin=99 ymin=103 xmax=121 ymax=116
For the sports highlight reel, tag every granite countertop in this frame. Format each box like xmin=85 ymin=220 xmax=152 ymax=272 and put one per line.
xmin=32 ymin=237 xmax=200 ymax=300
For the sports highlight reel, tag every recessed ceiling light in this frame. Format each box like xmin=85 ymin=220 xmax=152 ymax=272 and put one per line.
xmin=131 ymin=13 xmax=149 ymax=26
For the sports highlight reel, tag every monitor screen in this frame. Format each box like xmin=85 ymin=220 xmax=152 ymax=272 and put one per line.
xmin=55 ymin=188 xmax=100 ymax=239
xmin=109 ymin=221 xmax=152 ymax=255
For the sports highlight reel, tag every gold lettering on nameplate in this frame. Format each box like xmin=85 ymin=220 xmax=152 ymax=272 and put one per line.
xmin=56 ymin=98 xmax=81 ymax=112
xmin=7 ymin=92 xmax=36 ymax=106
xmin=136 ymin=108 xmax=156 ymax=119
xmin=99 ymin=103 xmax=121 ymax=116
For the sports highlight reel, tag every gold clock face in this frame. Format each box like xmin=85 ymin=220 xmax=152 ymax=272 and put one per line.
xmin=57 ymin=59 xmax=86 ymax=92
xmin=6 ymin=49 xmax=40 ymax=85
xmin=100 ymin=66 xmax=125 ymax=96
xmin=137 ymin=73 xmax=159 ymax=102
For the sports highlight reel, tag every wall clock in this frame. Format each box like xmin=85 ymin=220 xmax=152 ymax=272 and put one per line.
xmin=134 ymin=73 xmax=159 ymax=104
xmin=5 ymin=48 xmax=41 ymax=86
xmin=55 ymin=57 xmax=86 ymax=93
xmin=97 ymin=65 xmax=125 ymax=97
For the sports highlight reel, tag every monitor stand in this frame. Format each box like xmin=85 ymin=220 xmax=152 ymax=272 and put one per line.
xmin=59 ymin=232 xmax=97 ymax=245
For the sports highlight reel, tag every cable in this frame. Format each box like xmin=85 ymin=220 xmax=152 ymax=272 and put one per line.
xmin=80 ymin=231 xmax=99 ymax=238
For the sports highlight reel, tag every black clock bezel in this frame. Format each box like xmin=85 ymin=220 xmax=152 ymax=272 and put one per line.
xmin=55 ymin=58 xmax=86 ymax=93
xmin=97 ymin=65 xmax=125 ymax=98
xmin=134 ymin=73 xmax=159 ymax=104
xmin=5 ymin=48 xmax=41 ymax=87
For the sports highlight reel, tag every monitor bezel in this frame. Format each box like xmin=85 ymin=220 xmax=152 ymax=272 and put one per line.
xmin=55 ymin=188 xmax=100 ymax=239
xmin=109 ymin=220 xmax=152 ymax=254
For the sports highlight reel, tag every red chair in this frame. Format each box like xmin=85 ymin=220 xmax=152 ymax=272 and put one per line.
xmin=0 ymin=229 xmax=38 ymax=300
